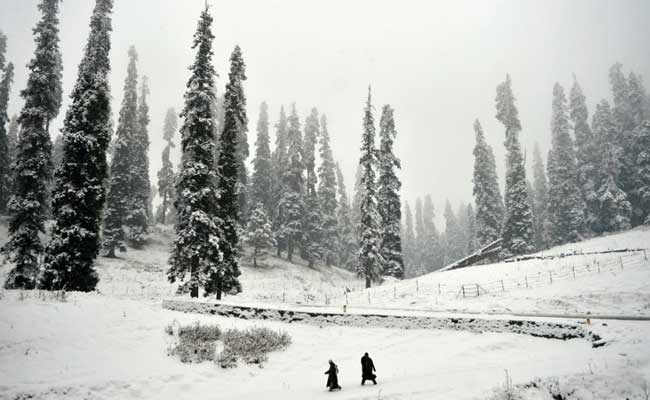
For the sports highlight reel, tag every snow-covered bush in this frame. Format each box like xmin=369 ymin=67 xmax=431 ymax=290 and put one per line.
xmin=166 ymin=322 xmax=221 ymax=363
xmin=218 ymin=327 xmax=291 ymax=368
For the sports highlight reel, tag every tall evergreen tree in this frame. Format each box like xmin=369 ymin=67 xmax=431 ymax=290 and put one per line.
xmin=4 ymin=0 xmax=63 ymax=289
xmin=628 ymin=72 xmax=648 ymax=128
xmin=531 ymin=143 xmax=550 ymax=249
xmin=0 ymin=62 xmax=14 ymax=214
xmin=125 ymin=74 xmax=151 ymax=245
xmin=351 ymin=163 xmax=363 ymax=234
xmin=271 ymin=106 xmax=289 ymax=256
xmin=593 ymin=100 xmax=632 ymax=231
xmin=301 ymin=108 xmax=323 ymax=267
xmin=413 ymin=197 xmax=425 ymax=273
xmin=495 ymin=75 xmax=534 ymax=256
xmin=335 ymin=161 xmax=355 ymax=270
xmin=422 ymin=195 xmax=442 ymax=272
xmin=40 ymin=0 xmax=113 ymax=291
xmin=570 ymin=77 xmax=599 ymax=235
xmin=156 ymin=108 xmax=177 ymax=224
xmin=5 ymin=115 xmax=19 ymax=204
xmin=250 ymin=102 xmax=273 ymax=214
xmin=547 ymin=83 xmax=584 ymax=246
xmin=318 ymin=115 xmax=339 ymax=267
xmin=0 ymin=31 xmax=6 ymax=72
xmin=377 ymin=105 xmax=403 ymax=278
xmin=401 ymin=201 xmax=416 ymax=276
xmin=212 ymin=45 xmax=247 ymax=299
xmin=357 ymin=88 xmax=381 ymax=288
xmin=167 ymin=6 xmax=230 ymax=298
xmin=278 ymin=104 xmax=305 ymax=262
xmin=472 ymin=119 xmax=504 ymax=248
xmin=633 ymin=120 xmax=650 ymax=225
xmin=626 ymin=72 xmax=650 ymax=224
xmin=102 ymin=46 xmax=139 ymax=257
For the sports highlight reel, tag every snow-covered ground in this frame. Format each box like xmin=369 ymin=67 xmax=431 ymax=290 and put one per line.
xmin=0 ymin=222 xmax=649 ymax=399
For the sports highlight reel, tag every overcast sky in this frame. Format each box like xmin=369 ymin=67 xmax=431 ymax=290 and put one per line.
xmin=2 ymin=0 xmax=649 ymax=226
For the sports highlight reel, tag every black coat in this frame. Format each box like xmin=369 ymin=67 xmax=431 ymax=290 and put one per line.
xmin=325 ymin=363 xmax=340 ymax=389
xmin=361 ymin=355 xmax=376 ymax=379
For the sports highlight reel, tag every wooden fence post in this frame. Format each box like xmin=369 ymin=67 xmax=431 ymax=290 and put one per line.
xmin=549 ymin=271 xmax=553 ymax=284
xmin=367 ymin=292 xmax=371 ymax=304
xmin=572 ymin=266 xmax=576 ymax=279
xmin=619 ymin=257 xmax=624 ymax=270
xmin=476 ymin=284 xmax=480 ymax=296
xmin=644 ymin=249 xmax=648 ymax=261
xmin=282 ymin=291 xmax=285 ymax=303
xmin=500 ymin=280 xmax=505 ymax=292
xmin=438 ymin=283 xmax=441 ymax=296
xmin=597 ymin=264 xmax=601 ymax=274
xmin=525 ymin=276 xmax=528 ymax=289
xmin=345 ymin=292 xmax=348 ymax=305
xmin=461 ymin=286 xmax=465 ymax=298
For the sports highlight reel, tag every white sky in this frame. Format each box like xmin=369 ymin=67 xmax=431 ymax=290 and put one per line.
xmin=1 ymin=0 xmax=649 ymax=226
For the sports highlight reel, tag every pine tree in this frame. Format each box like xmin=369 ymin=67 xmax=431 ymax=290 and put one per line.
xmin=531 ymin=143 xmax=550 ymax=249
xmin=301 ymin=108 xmax=323 ymax=267
xmin=278 ymin=104 xmax=305 ymax=262
xmin=422 ymin=195 xmax=442 ymax=272
xmin=414 ymin=197 xmax=425 ymax=273
xmin=495 ymin=75 xmax=534 ymax=256
xmin=401 ymin=201 xmax=416 ymax=276
xmin=40 ymin=0 xmax=112 ymax=291
xmin=570 ymin=77 xmax=599 ymax=235
xmin=250 ymin=102 xmax=273 ymax=214
xmin=465 ymin=204 xmax=477 ymax=254
xmin=628 ymin=72 xmax=648 ymax=129
xmin=156 ymin=108 xmax=177 ymax=224
xmin=318 ymin=115 xmax=339 ymax=267
xmin=167 ymin=6 xmax=229 ymax=298
xmin=633 ymin=120 xmax=650 ymax=224
xmin=125 ymin=74 xmax=151 ymax=245
xmin=377 ymin=105 xmax=403 ymax=278
xmin=244 ymin=202 xmax=275 ymax=268
xmin=0 ymin=62 xmax=14 ymax=214
xmin=593 ymin=100 xmax=632 ymax=231
xmin=4 ymin=115 xmax=19 ymax=204
xmin=626 ymin=72 xmax=650 ymax=224
xmin=472 ymin=119 xmax=504 ymax=248
xmin=212 ymin=44 xmax=246 ymax=299
xmin=335 ymin=161 xmax=355 ymax=270
xmin=0 ymin=31 xmax=6 ymax=72
xmin=357 ymin=88 xmax=381 ymax=288
xmin=102 ymin=47 xmax=140 ymax=257
xmin=4 ymin=0 xmax=63 ymax=289
xmin=271 ymin=106 xmax=289 ymax=256
xmin=351 ymin=163 xmax=363 ymax=234
xmin=546 ymin=83 xmax=584 ymax=246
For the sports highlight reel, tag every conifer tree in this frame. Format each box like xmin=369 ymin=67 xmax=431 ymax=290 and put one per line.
xmin=626 ymin=72 xmax=650 ymax=224
xmin=593 ymin=100 xmax=632 ymax=231
xmin=357 ymin=88 xmax=381 ymax=288
xmin=401 ymin=201 xmax=416 ymax=276
xmin=244 ymin=202 xmax=275 ymax=268
xmin=167 ymin=5 xmax=229 ymax=298
xmin=102 ymin=46 xmax=139 ymax=257
xmin=271 ymin=106 xmax=289 ymax=256
xmin=414 ymin=197 xmax=425 ymax=273
xmin=301 ymin=108 xmax=323 ymax=267
xmin=377 ymin=105 xmax=404 ymax=278
xmin=212 ymin=45 xmax=247 ymax=299
xmin=633 ymin=120 xmax=650 ymax=225
xmin=4 ymin=0 xmax=63 ymax=289
xmin=465 ymin=203 xmax=477 ymax=254
xmin=157 ymin=108 xmax=177 ymax=224
xmin=628 ymin=72 xmax=648 ymax=129
xmin=443 ymin=200 xmax=463 ymax=263
xmin=0 ymin=31 xmax=6 ymax=72
xmin=278 ymin=104 xmax=305 ymax=262
xmin=570 ymin=77 xmax=598 ymax=235
xmin=495 ymin=75 xmax=534 ymax=256
xmin=0 ymin=62 xmax=14 ymax=214
xmin=472 ymin=119 xmax=504 ymax=248
xmin=4 ymin=115 xmax=19 ymax=204
xmin=125 ymin=74 xmax=151 ymax=245
xmin=318 ymin=115 xmax=339 ymax=267
xmin=546 ymin=83 xmax=584 ymax=246
xmin=422 ymin=195 xmax=442 ymax=272
xmin=351 ymin=163 xmax=363 ymax=234
xmin=250 ymin=102 xmax=273 ymax=214
xmin=531 ymin=143 xmax=550 ymax=249
xmin=335 ymin=161 xmax=355 ymax=270
xmin=40 ymin=0 xmax=113 ymax=291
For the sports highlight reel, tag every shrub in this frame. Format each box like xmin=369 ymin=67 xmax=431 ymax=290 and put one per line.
xmin=167 ymin=322 xmax=221 ymax=363
xmin=219 ymin=327 xmax=291 ymax=368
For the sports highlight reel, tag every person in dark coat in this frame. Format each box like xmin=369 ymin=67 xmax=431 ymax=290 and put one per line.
xmin=325 ymin=359 xmax=342 ymax=391
xmin=361 ymin=352 xmax=377 ymax=385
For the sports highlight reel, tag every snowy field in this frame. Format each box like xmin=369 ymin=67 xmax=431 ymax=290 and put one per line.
xmin=1 ymin=223 xmax=650 ymax=399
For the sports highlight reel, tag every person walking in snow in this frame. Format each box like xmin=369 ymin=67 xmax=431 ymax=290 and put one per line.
xmin=361 ymin=352 xmax=377 ymax=385
xmin=325 ymin=359 xmax=342 ymax=391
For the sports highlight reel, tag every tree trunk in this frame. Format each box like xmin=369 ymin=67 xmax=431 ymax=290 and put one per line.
xmin=161 ymin=195 xmax=167 ymax=225
xmin=216 ymin=279 xmax=222 ymax=300
xmin=365 ymin=276 xmax=371 ymax=289
xmin=287 ymin=242 xmax=293 ymax=262
xmin=253 ymin=247 xmax=258 ymax=268
xmin=190 ymin=255 xmax=199 ymax=298
xmin=105 ymin=247 xmax=116 ymax=259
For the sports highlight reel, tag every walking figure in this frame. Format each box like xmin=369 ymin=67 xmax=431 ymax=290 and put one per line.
xmin=361 ymin=352 xmax=377 ymax=385
xmin=325 ymin=359 xmax=342 ymax=391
